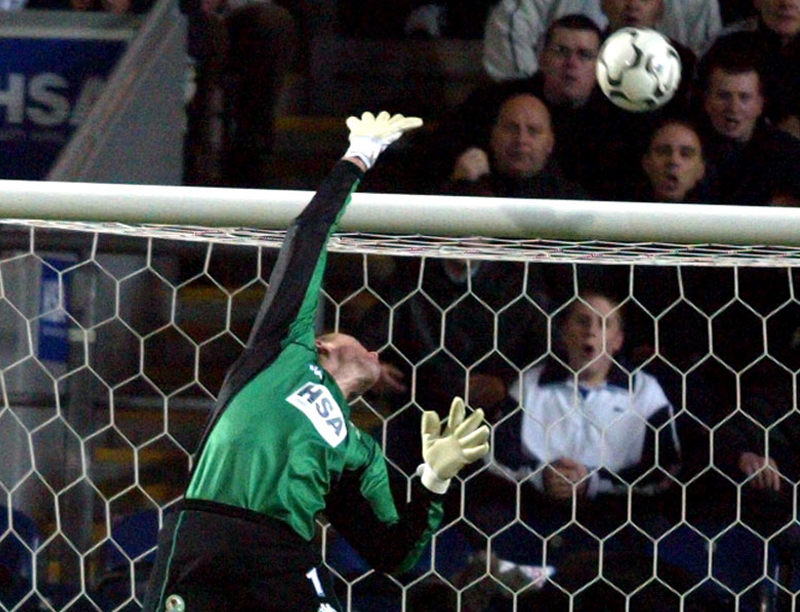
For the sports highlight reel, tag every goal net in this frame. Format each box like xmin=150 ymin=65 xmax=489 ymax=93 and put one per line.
xmin=0 ymin=183 xmax=798 ymax=612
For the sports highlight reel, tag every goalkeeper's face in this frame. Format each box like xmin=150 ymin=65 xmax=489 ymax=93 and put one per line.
xmin=317 ymin=333 xmax=382 ymax=397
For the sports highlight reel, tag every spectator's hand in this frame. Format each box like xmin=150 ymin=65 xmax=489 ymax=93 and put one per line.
xmin=543 ymin=465 xmax=569 ymax=500
xmin=739 ymin=452 xmax=781 ymax=492
xmin=544 ymin=457 xmax=589 ymax=500
xmin=451 ymin=147 xmax=490 ymax=182
xmin=344 ymin=111 xmax=423 ymax=171
xmin=419 ymin=397 xmax=490 ymax=493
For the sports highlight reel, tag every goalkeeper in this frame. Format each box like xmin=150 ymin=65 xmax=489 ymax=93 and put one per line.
xmin=141 ymin=111 xmax=490 ymax=612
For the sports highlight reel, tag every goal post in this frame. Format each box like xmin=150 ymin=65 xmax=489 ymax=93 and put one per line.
xmin=2 ymin=179 xmax=800 ymax=251
xmin=0 ymin=184 xmax=798 ymax=612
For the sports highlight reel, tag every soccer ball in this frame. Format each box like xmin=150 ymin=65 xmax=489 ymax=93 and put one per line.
xmin=596 ymin=27 xmax=682 ymax=113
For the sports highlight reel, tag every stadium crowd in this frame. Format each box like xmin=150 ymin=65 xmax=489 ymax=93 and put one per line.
xmin=2 ymin=0 xmax=799 ymax=611
xmin=318 ymin=2 xmax=800 ymax=611
xmin=311 ymin=1 xmax=800 ymax=610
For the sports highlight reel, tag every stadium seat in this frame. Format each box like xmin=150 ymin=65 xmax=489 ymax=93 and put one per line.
xmin=0 ymin=506 xmax=41 ymax=609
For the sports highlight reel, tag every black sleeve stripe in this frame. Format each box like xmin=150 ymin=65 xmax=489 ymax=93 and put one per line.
xmin=324 ymin=469 xmax=437 ymax=574
xmin=247 ymin=160 xmax=363 ymax=349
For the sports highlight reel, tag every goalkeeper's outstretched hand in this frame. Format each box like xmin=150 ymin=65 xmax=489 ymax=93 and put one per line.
xmin=344 ymin=111 xmax=423 ymax=171
xmin=419 ymin=397 xmax=490 ymax=494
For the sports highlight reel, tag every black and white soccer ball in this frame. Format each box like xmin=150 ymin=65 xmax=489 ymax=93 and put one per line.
xmin=596 ymin=27 xmax=682 ymax=113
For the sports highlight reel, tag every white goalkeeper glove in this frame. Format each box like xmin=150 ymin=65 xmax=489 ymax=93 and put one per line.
xmin=344 ymin=111 xmax=423 ymax=170
xmin=419 ymin=397 xmax=490 ymax=494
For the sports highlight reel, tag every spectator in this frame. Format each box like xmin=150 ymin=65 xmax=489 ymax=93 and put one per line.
xmin=182 ymin=0 xmax=298 ymax=187
xmin=697 ymin=39 xmax=800 ymax=204
xmin=501 ymin=291 xmax=678 ymax=530
xmin=596 ymin=0 xmax=698 ymax=200
xmin=638 ymin=118 xmax=713 ymax=202
xmin=483 ymin=0 xmax=720 ymax=81
xmin=446 ymin=92 xmax=587 ymax=199
xmin=415 ymin=12 xmax=698 ymax=200
xmin=365 ymin=15 xmax=609 ymax=195
xmin=464 ymin=290 xmax=680 ymax=604
xmin=482 ymin=0 xmax=606 ymax=80
xmin=715 ymin=0 xmax=800 ymax=138
xmin=725 ymin=372 xmax=800 ymax=598
xmin=680 ymin=359 xmax=800 ymax=603
xmin=537 ymin=13 xmax=603 ymax=110
xmin=496 ymin=13 xmax=611 ymax=195
xmin=722 ymin=374 xmax=799 ymax=532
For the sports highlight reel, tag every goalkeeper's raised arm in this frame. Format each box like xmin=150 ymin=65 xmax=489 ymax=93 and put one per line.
xmin=141 ymin=112 xmax=489 ymax=612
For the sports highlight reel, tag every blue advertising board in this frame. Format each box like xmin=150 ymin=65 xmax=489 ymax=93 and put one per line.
xmin=38 ymin=256 xmax=74 ymax=364
xmin=0 ymin=30 xmax=128 ymax=180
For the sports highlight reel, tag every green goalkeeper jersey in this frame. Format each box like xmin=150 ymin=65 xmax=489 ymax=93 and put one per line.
xmin=184 ymin=161 xmax=442 ymax=574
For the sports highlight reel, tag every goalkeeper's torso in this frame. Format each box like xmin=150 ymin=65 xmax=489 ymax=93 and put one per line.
xmin=181 ymin=162 xmax=401 ymax=543
xmin=185 ymin=340 xmax=392 ymax=541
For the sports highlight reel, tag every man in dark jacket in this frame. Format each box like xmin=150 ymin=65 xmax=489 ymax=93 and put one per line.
xmin=715 ymin=0 xmax=800 ymax=138
xmin=697 ymin=38 xmax=800 ymax=204
xmin=445 ymin=92 xmax=587 ymax=199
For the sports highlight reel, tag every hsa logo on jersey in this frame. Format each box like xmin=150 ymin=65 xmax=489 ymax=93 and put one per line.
xmin=286 ymin=383 xmax=347 ymax=447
